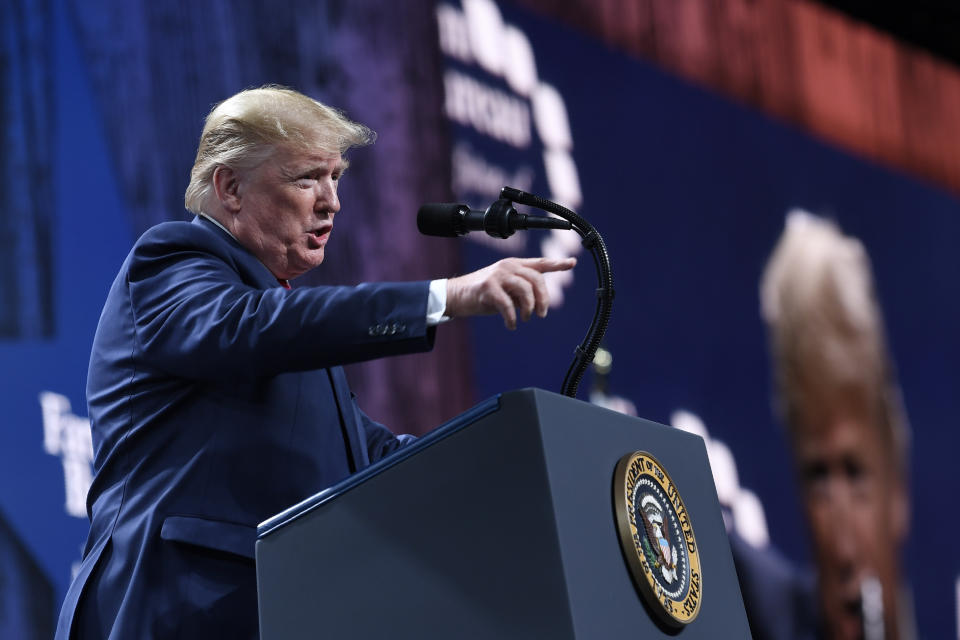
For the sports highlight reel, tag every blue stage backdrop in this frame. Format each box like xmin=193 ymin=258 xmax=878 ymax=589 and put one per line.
xmin=0 ymin=0 xmax=957 ymax=637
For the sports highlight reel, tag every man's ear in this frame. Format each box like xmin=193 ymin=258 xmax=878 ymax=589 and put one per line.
xmin=212 ymin=165 xmax=242 ymax=213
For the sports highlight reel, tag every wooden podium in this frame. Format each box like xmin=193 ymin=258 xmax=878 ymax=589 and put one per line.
xmin=255 ymin=388 xmax=751 ymax=638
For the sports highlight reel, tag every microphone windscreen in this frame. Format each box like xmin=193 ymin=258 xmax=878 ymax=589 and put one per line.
xmin=417 ymin=203 xmax=466 ymax=237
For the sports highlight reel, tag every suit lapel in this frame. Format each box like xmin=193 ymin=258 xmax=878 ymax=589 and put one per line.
xmin=328 ymin=367 xmax=369 ymax=471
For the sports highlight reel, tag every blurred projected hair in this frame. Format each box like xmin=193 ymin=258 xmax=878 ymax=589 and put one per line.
xmin=184 ymin=85 xmax=375 ymax=214
xmin=760 ymin=210 xmax=909 ymax=472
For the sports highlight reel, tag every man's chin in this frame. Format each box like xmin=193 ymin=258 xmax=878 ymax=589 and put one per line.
xmin=289 ymin=253 xmax=325 ymax=277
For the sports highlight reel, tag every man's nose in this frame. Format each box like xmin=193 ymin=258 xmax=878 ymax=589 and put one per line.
xmin=316 ymin=179 xmax=340 ymax=214
xmin=821 ymin=480 xmax=858 ymax=571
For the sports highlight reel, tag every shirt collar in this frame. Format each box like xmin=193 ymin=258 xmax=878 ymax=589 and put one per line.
xmin=197 ymin=211 xmax=237 ymax=241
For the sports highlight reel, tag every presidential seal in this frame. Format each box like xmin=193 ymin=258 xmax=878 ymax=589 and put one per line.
xmin=613 ymin=451 xmax=702 ymax=627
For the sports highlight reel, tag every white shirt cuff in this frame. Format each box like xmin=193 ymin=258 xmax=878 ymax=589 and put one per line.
xmin=426 ymin=279 xmax=450 ymax=326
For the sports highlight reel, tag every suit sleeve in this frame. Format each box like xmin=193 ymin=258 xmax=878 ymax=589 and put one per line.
xmin=356 ymin=397 xmax=417 ymax=463
xmin=126 ymin=228 xmax=435 ymax=380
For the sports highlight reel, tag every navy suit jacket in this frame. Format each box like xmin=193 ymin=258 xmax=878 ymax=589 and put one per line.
xmin=728 ymin=531 xmax=818 ymax=640
xmin=55 ymin=216 xmax=435 ymax=639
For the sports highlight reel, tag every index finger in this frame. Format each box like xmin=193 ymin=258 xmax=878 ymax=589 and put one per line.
xmin=517 ymin=257 xmax=577 ymax=273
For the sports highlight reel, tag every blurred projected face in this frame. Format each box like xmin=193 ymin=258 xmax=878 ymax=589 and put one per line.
xmin=792 ymin=393 xmax=906 ymax=640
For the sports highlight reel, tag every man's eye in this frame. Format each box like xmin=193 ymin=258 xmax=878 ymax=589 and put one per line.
xmin=801 ymin=461 xmax=829 ymax=490
xmin=843 ymin=459 xmax=863 ymax=479
xmin=296 ymin=177 xmax=316 ymax=187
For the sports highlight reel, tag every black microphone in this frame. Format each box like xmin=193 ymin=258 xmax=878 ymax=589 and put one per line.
xmin=417 ymin=198 xmax=572 ymax=239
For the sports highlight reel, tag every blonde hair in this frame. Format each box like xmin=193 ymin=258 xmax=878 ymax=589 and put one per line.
xmin=760 ymin=210 xmax=909 ymax=471
xmin=184 ymin=85 xmax=375 ymax=214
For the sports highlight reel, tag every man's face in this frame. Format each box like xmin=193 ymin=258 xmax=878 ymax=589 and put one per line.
xmin=792 ymin=395 xmax=906 ymax=640
xmin=232 ymin=146 xmax=345 ymax=279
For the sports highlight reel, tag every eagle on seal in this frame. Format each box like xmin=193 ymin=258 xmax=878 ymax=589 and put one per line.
xmin=640 ymin=495 xmax=678 ymax=584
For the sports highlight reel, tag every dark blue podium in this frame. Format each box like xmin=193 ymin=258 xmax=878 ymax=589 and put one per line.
xmin=255 ymin=388 xmax=751 ymax=638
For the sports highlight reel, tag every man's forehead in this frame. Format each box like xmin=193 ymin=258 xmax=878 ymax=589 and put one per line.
xmin=792 ymin=407 xmax=897 ymax=466
xmin=279 ymin=148 xmax=345 ymax=170
xmin=283 ymin=151 xmax=346 ymax=169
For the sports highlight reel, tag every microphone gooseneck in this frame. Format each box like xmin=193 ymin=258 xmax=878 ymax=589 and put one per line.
xmin=499 ymin=187 xmax=614 ymax=399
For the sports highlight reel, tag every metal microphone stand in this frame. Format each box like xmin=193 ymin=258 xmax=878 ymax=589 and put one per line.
xmin=499 ymin=186 xmax=614 ymax=398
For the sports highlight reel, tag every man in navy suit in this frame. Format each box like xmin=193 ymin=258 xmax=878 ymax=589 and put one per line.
xmin=55 ymin=86 xmax=575 ymax=639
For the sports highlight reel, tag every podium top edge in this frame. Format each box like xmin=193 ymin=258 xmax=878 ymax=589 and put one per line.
xmin=256 ymin=393 xmax=503 ymax=538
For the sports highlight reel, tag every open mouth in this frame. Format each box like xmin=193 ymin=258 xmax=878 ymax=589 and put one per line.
xmin=838 ymin=596 xmax=865 ymax=639
xmin=843 ymin=595 xmax=861 ymax=613
xmin=307 ymin=227 xmax=331 ymax=249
